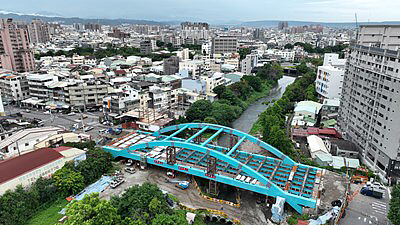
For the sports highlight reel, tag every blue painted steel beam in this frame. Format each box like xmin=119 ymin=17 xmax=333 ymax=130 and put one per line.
xmin=227 ymin=136 xmax=246 ymax=156
xmin=200 ymin=128 xmax=224 ymax=146
xmin=102 ymin=140 xmax=317 ymax=214
xmin=185 ymin=126 xmax=209 ymax=143
xmin=164 ymin=125 xmax=189 ymax=140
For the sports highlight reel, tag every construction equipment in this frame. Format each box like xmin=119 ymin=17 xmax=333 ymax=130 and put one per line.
xmin=166 ymin=179 xmax=190 ymax=189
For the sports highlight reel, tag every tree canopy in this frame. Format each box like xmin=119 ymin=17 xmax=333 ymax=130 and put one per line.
xmin=389 ymin=185 xmax=400 ymax=225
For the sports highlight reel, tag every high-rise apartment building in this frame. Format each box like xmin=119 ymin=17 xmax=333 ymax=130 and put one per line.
xmin=181 ymin=22 xmax=209 ymax=41
xmin=0 ymin=19 xmax=35 ymax=72
xmin=278 ymin=21 xmax=288 ymax=30
xmin=28 ymin=19 xmax=50 ymax=44
xmin=339 ymin=25 xmax=400 ymax=183
xmin=211 ymin=36 xmax=237 ymax=55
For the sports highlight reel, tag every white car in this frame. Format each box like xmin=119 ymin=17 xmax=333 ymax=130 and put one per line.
xmin=68 ymin=112 xmax=76 ymax=116
xmin=43 ymin=111 xmax=51 ymax=115
xmin=84 ymin=126 xmax=94 ymax=132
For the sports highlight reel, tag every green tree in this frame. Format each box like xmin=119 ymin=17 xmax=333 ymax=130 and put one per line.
xmin=296 ymin=62 xmax=310 ymax=74
xmin=204 ymin=117 xmax=218 ymax=124
xmin=284 ymin=43 xmax=294 ymax=49
xmin=111 ymin=182 xmax=171 ymax=222
xmin=256 ymin=63 xmax=283 ymax=83
xmin=238 ymin=47 xmax=251 ymax=60
xmin=76 ymin=148 xmax=113 ymax=185
xmin=31 ymin=177 xmax=60 ymax=204
xmin=185 ymin=100 xmax=212 ymax=122
xmin=264 ymin=125 xmax=293 ymax=155
xmin=305 ymin=84 xmax=318 ymax=102
xmin=212 ymin=85 xmax=226 ymax=99
xmin=151 ymin=212 xmax=188 ymax=225
xmin=389 ymin=185 xmax=400 ymax=225
xmin=53 ymin=167 xmax=84 ymax=196
xmin=242 ymin=75 xmax=262 ymax=92
xmin=0 ymin=186 xmax=40 ymax=225
xmin=62 ymin=193 xmax=125 ymax=225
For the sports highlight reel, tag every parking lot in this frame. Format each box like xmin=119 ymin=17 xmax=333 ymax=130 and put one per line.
xmin=3 ymin=105 xmax=108 ymax=140
xmin=99 ymin=164 xmax=268 ymax=225
xmin=340 ymin=183 xmax=392 ymax=225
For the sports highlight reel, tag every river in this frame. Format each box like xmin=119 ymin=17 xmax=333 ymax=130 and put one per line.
xmin=218 ymin=76 xmax=296 ymax=147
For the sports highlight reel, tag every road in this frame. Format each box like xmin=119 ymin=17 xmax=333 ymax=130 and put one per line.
xmin=3 ymin=105 xmax=107 ymax=140
xmin=100 ymin=165 xmax=267 ymax=225
xmin=340 ymin=183 xmax=392 ymax=225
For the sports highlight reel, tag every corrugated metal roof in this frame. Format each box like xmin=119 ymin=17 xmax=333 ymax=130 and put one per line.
xmin=0 ymin=148 xmax=64 ymax=184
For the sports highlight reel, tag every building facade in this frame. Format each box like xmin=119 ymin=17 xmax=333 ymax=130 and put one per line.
xmin=0 ymin=73 xmax=29 ymax=101
xmin=316 ymin=53 xmax=346 ymax=99
xmin=27 ymin=19 xmax=50 ymax=44
xmin=339 ymin=25 xmax=400 ymax=183
xmin=181 ymin=22 xmax=209 ymax=41
xmin=0 ymin=18 xmax=35 ymax=72
xmin=241 ymin=54 xmax=258 ymax=74
xmin=163 ymin=56 xmax=180 ymax=75
xmin=212 ymin=36 xmax=238 ymax=55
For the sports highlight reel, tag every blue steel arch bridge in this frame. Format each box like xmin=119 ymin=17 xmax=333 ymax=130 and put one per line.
xmin=103 ymin=123 xmax=323 ymax=214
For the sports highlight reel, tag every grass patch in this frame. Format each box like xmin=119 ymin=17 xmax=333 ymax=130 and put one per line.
xmin=26 ymin=198 xmax=69 ymax=225
xmin=168 ymin=194 xmax=180 ymax=203
xmin=249 ymin=118 xmax=263 ymax=135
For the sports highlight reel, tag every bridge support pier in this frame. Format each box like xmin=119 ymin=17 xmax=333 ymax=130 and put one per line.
xmin=166 ymin=147 xmax=176 ymax=165
xmin=207 ymin=156 xmax=219 ymax=196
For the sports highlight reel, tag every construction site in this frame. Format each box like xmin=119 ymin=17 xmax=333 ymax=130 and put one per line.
xmin=102 ymin=123 xmax=348 ymax=224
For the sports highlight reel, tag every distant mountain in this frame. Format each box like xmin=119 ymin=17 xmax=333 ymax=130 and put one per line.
xmin=240 ymin=20 xmax=400 ymax=28
xmin=0 ymin=10 xmax=167 ymax=26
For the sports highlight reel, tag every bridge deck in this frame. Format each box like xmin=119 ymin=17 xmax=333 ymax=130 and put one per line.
xmin=105 ymin=131 xmax=320 ymax=201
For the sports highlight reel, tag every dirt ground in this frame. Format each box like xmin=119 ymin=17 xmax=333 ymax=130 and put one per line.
xmin=99 ymin=165 xmax=268 ymax=225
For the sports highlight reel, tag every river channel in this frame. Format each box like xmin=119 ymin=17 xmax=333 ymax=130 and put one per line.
xmin=218 ymin=76 xmax=296 ymax=147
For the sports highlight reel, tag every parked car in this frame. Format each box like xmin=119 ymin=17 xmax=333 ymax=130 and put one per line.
xmin=84 ymin=126 xmax=94 ymax=132
xmin=25 ymin=109 xmax=31 ymax=113
xmin=68 ymin=112 xmax=76 ymax=116
xmin=43 ymin=111 xmax=51 ymax=114
xmin=124 ymin=167 xmax=136 ymax=174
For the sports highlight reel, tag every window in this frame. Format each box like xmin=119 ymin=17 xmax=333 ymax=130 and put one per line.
xmin=25 ymin=143 xmax=29 ymax=146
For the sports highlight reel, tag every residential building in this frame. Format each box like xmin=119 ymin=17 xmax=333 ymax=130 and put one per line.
xmin=201 ymin=72 xmax=232 ymax=93
xmin=0 ymin=92 xmax=4 ymax=116
xmin=202 ymin=41 xmax=212 ymax=56
xmin=339 ymin=25 xmax=400 ymax=182
xmin=107 ymin=28 xmax=130 ymax=39
xmin=140 ymin=40 xmax=156 ymax=54
xmin=179 ymin=60 xmax=205 ymax=79
xmin=27 ymin=74 xmax=58 ymax=99
xmin=27 ymin=19 xmax=50 ymax=44
xmin=103 ymin=86 xmax=140 ymax=114
xmin=63 ymin=80 xmax=108 ymax=109
xmin=163 ymin=56 xmax=180 ymax=75
xmin=181 ymin=22 xmax=209 ymax=41
xmin=275 ymin=50 xmax=295 ymax=62
xmin=72 ymin=54 xmax=85 ymax=65
xmin=212 ymin=36 xmax=238 ymax=55
xmin=316 ymin=53 xmax=346 ymax=99
xmin=0 ymin=146 xmax=85 ymax=195
xmin=278 ymin=21 xmax=288 ymax=30
xmin=176 ymin=48 xmax=190 ymax=61
xmin=84 ymin=23 xmax=101 ymax=32
xmin=0 ymin=18 xmax=35 ymax=72
xmin=241 ymin=54 xmax=258 ymax=74
xmin=0 ymin=73 xmax=29 ymax=101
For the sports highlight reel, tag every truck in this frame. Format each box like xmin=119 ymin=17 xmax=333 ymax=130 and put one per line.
xmin=108 ymin=127 xmax=123 ymax=135
xmin=360 ymin=186 xmax=384 ymax=199
xmin=166 ymin=179 xmax=190 ymax=190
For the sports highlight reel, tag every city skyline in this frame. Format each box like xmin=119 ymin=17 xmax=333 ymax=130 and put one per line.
xmin=2 ymin=0 xmax=400 ymax=23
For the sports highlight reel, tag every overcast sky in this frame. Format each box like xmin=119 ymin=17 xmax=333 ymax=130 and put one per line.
xmin=2 ymin=0 xmax=400 ymax=23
